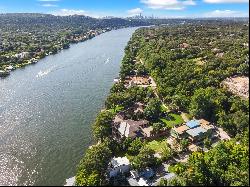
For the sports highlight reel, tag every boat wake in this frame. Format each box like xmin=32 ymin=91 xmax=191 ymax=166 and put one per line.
xmin=64 ymin=176 xmax=75 ymax=186
xmin=104 ymin=57 xmax=111 ymax=64
xmin=36 ymin=66 xmax=56 ymax=78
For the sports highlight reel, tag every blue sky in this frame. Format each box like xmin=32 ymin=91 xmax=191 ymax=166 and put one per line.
xmin=0 ymin=0 xmax=249 ymax=18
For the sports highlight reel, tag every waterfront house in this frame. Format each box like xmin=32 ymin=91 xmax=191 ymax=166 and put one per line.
xmin=124 ymin=76 xmax=151 ymax=88
xmin=14 ymin=52 xmax=30 ymax=59
xmin=113 ymin=119 xmax=149 ymax=140
xmin=112 ymin=115 xmax=153 ymax=140
xmin=108 ymin=157 xmax=130 ymax=178
xmin=170 ymin=125 xmax=189 ymax=139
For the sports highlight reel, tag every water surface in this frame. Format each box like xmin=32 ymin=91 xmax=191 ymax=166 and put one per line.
xmin=0 ymin=27 xmax=137 ymax=186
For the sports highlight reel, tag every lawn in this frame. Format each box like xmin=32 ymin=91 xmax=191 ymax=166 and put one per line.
xmin=160 ymin=113 xmax=184 ymax=128
xmin=146 ymin=138 xmax=168 ymax=154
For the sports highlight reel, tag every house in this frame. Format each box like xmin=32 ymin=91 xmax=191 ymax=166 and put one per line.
xmin=171 ymin=119 xmax=215 ymax=143
xmin=188 ymin=144 xmax=200 ymax=152
xmin=141 ymin=126 xmax=154 ymax=138
xmin=128 ymin=168 xmax=155 ymax=186
xmin=128 ymin=177 xmax=149 ymax=186
xmin=108 ymin=157 xmax=130 ymax=178
xmin=186 ymin=120 xmax=200 ymax=129
xmin=216 ymin=52 xmax=224 ymax=58
xmin=112 ymin=118 xmax=150 ymax=140
xmin=170 ymin=125 xmax=189 ymax=139
xmin=14 ymin=52 xmax=30 ymax=59
xmin=124 ymin=76 xmax=151 ymax=88
xmin=134 ymin=102 xmax=144 ymax=114
xmin=186 ymin=126 xmax=208 ymax=142
xmin=199 ymin=119 xmax=215 ymax=133
xmin=130 ymin=168 xmax=155 ymax=179
xmin=179 ymin=43 xmax=190 ymax=49
xmin=212 ymin=48 xmax=221 ymax=53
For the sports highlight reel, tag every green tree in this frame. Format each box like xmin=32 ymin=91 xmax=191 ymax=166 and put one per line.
xmin=92 ymin=110 xmax=114 ymax=141
xmin=180 ymin=138 xmax=189 ymax=152
xmin=131 ymin=146 xmax=156 ymax=171
xmin=203 ymin=137 xmax=212 ymax=149
xmin=144 ymin=98 xmax=162 ymax=121
xmin=128 ymin=138 xmax=145 ymax=156
xmin=152 ymin=122 xmax=165 ymax=135
xmin=76 ymin=142 xmax=112 ymax=186
xmin=189 ymin=87 xmax=228 ymax=122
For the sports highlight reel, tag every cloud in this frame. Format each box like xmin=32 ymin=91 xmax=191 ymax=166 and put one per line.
xmin=203 ymin=9 xmax=249 ymax=17
xmin=204 ymin=0 xmax=248 ymax=3
xmin=141 ymin=0 xmax=196 ymax=10
xmin=51 ymin=9 xmax=102 ymax=18
xmin=41 ymin=3 xmax=58 ymax=7
xmin=127 ymin=8 xmax=143 ymax=16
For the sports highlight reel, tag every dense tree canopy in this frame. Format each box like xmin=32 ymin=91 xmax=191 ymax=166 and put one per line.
xmin=168 ymin=140 xmax=249 ymax=186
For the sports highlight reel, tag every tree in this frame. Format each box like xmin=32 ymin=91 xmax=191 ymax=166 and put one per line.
xmin=159 ymin=176 xmax=187 ymax=186
xmin=144 ymin=98 xmax=162 ymax=121
xmin=128 ymin=138 xmax=145 ymax=156
xmin=161 ymin=145 xmax=173 ymax=161
xmin=217 ymin=110 xmax=249 ymax=137
xmin=76 ymin=142 xmax=112 ymax=186
xmin=131 ymin=146 xmax=156 ymax=171
xmin=136 ymin=64 xmax=148 ymax=76
xmin=152 ymin=122 xmax=165 ymax=135
xmin=189 ymin=87 xmax=228 ymax=122
xmin=121 ymin=138 xmax=133 ymax=152
xmin=203 ymin=137 xmax=212 ymax=149
xmin=180 ymin=138 xmax=189 ymax=152
xmin=168 ymin=140 xmax=249 ymax=186
xmin=92 ymin=110 xmax=114 ymax=141
xmin=110 ymin=82 xmax=126 ymax=94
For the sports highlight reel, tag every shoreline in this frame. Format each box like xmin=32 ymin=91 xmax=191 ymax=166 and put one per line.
xmin=0 ymin=28 xmax=111 ymax=77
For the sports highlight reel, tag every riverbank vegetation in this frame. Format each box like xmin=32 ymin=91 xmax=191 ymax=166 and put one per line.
xmin=0 ymin=13 xmax=152 ymax=75
xmin=76 ymin=19 xmax=249 ymax=186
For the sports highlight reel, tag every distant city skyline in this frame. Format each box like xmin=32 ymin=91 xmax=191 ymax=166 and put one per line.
xmin=0 ymin=0 xmax=249 ymax=18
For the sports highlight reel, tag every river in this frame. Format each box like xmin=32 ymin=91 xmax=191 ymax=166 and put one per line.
xmin=0 ymin=27 xmax=138 ymax=186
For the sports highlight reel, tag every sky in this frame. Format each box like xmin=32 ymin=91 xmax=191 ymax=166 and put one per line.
xmin=0 ymin=0 xmax=249 ymax=18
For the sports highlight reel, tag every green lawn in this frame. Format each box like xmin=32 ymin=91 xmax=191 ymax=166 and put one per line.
xmin=146 ymin=138 xmax=168 ymax=153
xmin=160 ymin=113 xmax=184 ymax=128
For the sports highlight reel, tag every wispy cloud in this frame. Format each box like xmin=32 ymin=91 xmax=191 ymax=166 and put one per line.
xmin=141 ymin=0 xmax=196 ymax=10
xmin=203 ymin=9 xmax=249 ymax=17
xmin=204 ymin=0 xmax=248 ymax=3
xmin=127 ymin=8 xmax=143 ymax=16
xmin=41 ymin=3 xmax=58 ymax=7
